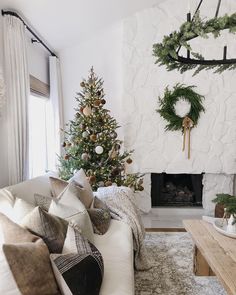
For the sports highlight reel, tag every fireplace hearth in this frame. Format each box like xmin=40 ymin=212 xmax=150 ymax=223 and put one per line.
xmin=151 ymin=173 xmax=203 ymax=207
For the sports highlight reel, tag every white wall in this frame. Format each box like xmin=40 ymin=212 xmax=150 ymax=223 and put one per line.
xmin=59 ymin=23 xmax=123 ymax=134
xmin=123 ymin=0 xmax=236 ymax=174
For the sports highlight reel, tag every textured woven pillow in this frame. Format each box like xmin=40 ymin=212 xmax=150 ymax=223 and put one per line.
xmin=21 ymin=206 xmax=68 ymax=253
xmin=0 ymin=213 xmax=60 ymax=295
xmin=50 ymin=225 xmax=104 ymax=295
xmin=50 ymin=168 xmax=94 ymax=208
xmin=88 ymin=197 xmax=111 ymax=235
xmin=49 ymin=181 xmax=94 ymax=243
xmin=34 ymin=193 xmax=52 ymax=211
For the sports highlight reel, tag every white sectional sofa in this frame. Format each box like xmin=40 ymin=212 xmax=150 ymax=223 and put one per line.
xmin=1 ymin=173 xmax=135 ymax=295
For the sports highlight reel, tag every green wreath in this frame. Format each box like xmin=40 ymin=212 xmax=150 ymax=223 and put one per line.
xmin=153 ymin=12 xmax=236 ymax=75
xmin=157 ymin=84 xmax=205 ymax=131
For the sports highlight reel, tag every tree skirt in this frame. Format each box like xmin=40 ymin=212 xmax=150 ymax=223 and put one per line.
xmin=135 ymin=232 xmax=226 ymax=295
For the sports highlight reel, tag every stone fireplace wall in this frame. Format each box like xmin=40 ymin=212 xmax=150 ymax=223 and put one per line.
xmin=123 ymin=0 xmax=236 ymax=213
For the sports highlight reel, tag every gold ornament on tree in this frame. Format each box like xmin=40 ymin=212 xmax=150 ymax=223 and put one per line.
xmin=83 ymin=105 xmax=92 ymax=116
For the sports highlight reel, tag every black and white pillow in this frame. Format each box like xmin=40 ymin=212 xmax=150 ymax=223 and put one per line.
xmin=50 ymin=225 xmax=104 ymax=295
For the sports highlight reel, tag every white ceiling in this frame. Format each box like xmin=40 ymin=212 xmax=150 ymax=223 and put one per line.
xmin=0 ymin=0 xmax=165 ymax=52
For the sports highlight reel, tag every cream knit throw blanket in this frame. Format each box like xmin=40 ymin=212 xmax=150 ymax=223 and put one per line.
xmin=97 ymin=186 xmax=150 ymax=271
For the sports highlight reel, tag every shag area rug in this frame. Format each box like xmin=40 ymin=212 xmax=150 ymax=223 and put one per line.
xmin=135 ymin=232 xmax=226 ymax=295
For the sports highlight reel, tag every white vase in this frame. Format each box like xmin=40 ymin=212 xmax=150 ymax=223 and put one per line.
xmin=227 ymin=214 xmax=236 ymax=233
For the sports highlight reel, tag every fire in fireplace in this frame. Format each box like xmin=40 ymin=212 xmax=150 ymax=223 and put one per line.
xmin=151 ymin=173 xmax=203 ymax=207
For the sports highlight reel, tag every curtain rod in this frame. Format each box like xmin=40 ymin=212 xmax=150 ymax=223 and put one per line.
xmin=1 ymin=10 xmax=58 ymax=58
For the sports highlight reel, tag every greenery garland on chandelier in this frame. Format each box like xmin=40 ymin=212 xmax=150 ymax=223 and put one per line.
xmin=153 ymin=12 xmax=236 ymax=75
xmin=157 ymin=84 xmax=205 ymax=159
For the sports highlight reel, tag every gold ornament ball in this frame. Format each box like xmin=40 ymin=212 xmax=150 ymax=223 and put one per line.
xmin=126 ymin=158 xmax=133 ymax=164
xmin=80 ymin=81 xmax=85 ymax=87
xmin=101 ymin=99 xmax=106 ymax=105
xmin=90 ymin=134 xmax=97 ymax=142
xmin=94 ymin=99 xmax=101 ymax=107
xmin=64 ymin=154 xmax=70 ymax=160
xmin=83 ymin=105 xmax=92 ymax=116
xmin=105 ymin=181 xmax=112 ymax=187
xmin=89 ymin=175 xmax=96 ymax=184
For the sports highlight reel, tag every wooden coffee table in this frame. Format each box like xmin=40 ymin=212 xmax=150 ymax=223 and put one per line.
xmin=183 ymin=220 xmax=236 ymax=295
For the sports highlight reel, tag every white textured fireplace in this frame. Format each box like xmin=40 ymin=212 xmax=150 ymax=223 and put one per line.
xmin=122 ymin=0 xmax=236 ymax=214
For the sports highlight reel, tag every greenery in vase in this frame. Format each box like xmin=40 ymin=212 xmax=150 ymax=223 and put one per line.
xmin=59 ymin=67 xmax=143 ymax=191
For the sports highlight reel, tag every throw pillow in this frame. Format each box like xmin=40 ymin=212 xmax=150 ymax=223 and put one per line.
xmin=70 ymin=169 xmax=94 ymax=208
xmin=34 ymin=193 xmax=52 ymax=211
xmin=49 ymin=169 xmax=94 ymax=208
xmin=50 ymin=225 xmax=104 ymax=295
xmin=87 ymin=197 xmax=111 ymax=235
xmin=0 ymin=189 xmax=15 ymax=218
xmin=13 ymin=198 xmax=35 ymax=223
xmin=49 ymin=177 xmax=68 ymax=198
xmin=0 ymin=213 xmax=59 ymax=295
xmin=48 ymin=181 xmax=94 ymax=243
xmin=21 ymin=206 xmax=68 ymax=253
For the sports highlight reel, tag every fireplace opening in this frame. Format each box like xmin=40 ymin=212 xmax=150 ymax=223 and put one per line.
xmin=151 ymin=173 xmax=203 ymax=207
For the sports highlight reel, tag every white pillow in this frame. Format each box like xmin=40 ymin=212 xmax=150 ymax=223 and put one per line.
xmin=49 ymin=182 xmax=94 ymax=243
xmin=70 ymin=169 xmax=94 ymax=208
xmin=12 ymin=198 xmax=35 ymax=224
xmin=0 ymin=189 xmax=35 ymax=223
xmin=0 ymin=189 xmax=15 ymax=218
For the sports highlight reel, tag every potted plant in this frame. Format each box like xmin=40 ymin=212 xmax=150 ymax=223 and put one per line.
xmin=213 ymin=194 xmax=236 ymax=232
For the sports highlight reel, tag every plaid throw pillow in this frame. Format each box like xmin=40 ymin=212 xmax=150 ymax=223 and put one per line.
xmin=50 ymin=225 xmax=104 ymax=295
xmin=21 ymin=206 xmax=68 ymax=253
xmin=87 ymin=197 xmax=111 ymax=235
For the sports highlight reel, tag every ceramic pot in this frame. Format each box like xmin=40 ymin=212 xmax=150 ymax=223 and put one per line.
xmin=227 ymin=214 xmax=236 ymax=233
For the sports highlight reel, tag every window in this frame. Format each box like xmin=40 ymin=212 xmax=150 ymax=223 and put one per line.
xmin=28 ymin=94 xmax=49 ymax=178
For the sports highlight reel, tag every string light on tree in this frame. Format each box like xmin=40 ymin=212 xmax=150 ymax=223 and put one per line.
xmin=59 ymin=67 xmax=143 ymax=191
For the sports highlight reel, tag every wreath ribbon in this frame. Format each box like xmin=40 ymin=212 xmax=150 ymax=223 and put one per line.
xmin=182 ymin=116 xmax=194 ymax=159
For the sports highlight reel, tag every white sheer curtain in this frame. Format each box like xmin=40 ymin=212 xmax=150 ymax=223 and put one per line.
xmin=46 ymin=56 xmax=64 ymax=171
xmin=3 ymin=15 xmax=29 ymax=185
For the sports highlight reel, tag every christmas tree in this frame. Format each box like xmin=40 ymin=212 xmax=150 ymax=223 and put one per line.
xmin=59 ymin=67 xmax=143 ymax=191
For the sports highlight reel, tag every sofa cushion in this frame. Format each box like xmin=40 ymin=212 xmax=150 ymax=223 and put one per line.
xmin=0 ymin=189 xmax=15 ymax=217
xmin=13 ymin=198 xmax=35 ymax=223
xmin=49 ymin=177 xmax=68 ymax=198
xmin=0 ymin=190 xmax=35 ymax=224
xmin=0 ymin=213 xmax=59 ymax=295
xmin=50 ymin=169 xmax=94 ymax=208
xmin=70 ymin=169 xmax=94 ymax=208
xmin=49 ymin=181 xmax=94 ymax=243
xmin=94 ymin=220 xmax=134 ymax=295
xmin=50 ymin=225 xmax=103 ymax=295
xmin=21 ymin=206 xmax=68 ymax=253
xmin=88 ymin=197 xmax=111 ymax=235
xmin=6 ymin=172 xmax=57 ymax=205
